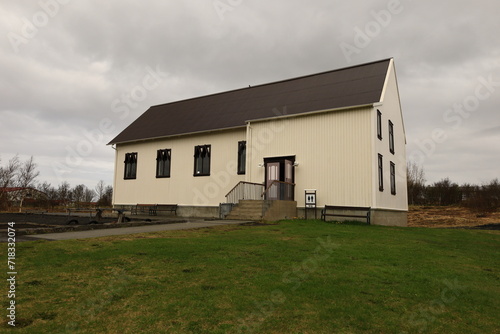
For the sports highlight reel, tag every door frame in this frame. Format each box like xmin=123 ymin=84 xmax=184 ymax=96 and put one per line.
xmin=264 ymin=156 xmax=295 ymax=200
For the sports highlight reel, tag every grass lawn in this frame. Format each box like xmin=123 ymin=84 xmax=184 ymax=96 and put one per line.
xmin=2 ymin=220 xmax=499 ymax=333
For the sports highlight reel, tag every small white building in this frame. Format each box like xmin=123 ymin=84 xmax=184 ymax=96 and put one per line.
xmin=109 ymin=58 xmax=408 ymax=226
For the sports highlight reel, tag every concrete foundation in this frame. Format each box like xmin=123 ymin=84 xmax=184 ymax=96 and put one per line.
xmin=370 ymin=209 xmax=407 ymax=227
xmin=263 ymin=201 xmax=297 ymax=221
xmin=297 ymin=207 xmax=407 ymax=227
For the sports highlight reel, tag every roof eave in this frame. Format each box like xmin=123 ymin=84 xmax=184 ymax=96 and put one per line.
xmin=108 ymin=125 xmax=247 ymax=146
xmin=246 ymin=103 xmax=376 ymax=124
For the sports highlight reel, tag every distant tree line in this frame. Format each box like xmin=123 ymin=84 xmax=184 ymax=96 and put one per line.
xmin=407 ymin=162 xmax=500 ymax=213
xmin=0 ymin=155 xmax=112 ymax=211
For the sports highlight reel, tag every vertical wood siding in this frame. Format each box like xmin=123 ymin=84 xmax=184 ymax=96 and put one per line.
xmin=113 ymin=129 xmax=246 ymax=206
xmin=248 ymin=107 xmax=373 ymax=208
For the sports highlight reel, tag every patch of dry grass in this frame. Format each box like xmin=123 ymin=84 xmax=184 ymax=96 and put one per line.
xmin=408 ymin=205 xmax=500 ymax=228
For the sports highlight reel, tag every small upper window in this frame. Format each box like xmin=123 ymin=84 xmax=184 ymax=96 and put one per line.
xmin=156 ymin=149 xmax=171 ymax=178
xmin=124 ymin=152 xmax=138 ymax=180
xmin=377 ymin=110 xmax=383 ymax=140
xmin=194 ymin=145 xmax=211 ymax=176
xmin=389 ymin=120 xmax=395 ymax=154
xmin=237 ymin=141 xmax=246 ymax=175
xmin=378 ymin=154 xmax=384 ymax=192
xmin=390 ymin=162 xmax=396 ymax=195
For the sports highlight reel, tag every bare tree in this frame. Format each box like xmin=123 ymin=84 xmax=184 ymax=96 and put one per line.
xmin=83 ymin=187 xmax=96 ymax=204
xmin=101 ymin=185 xmax=113 ymax=207
xmin=427 ymin=178 xmax=461 ymax=206
xmin=14 ymin=156 xmax=40 ymax=212
xmin=95 ymin=180 xmax=105 ymax=203
xmin=16 ymin=156 xmax=40 ymax=188
xmin=407 ymin=161 xmax=426 ymax=205
xmin=37 ymin=182 xmax=58 ymax=209
xmin=72 ymin=185 xmax=85 ymax=207
xmin=0 ymin=155 xmax=20 ymax=209
xmin=57 ymin=181 xmax=71 ymax=206
xmin=0 ymin=155 xmax=20 ymax=189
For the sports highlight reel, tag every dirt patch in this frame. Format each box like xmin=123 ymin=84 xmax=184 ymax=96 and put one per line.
xmin=408 ymin=206 xmax=500 ymax=229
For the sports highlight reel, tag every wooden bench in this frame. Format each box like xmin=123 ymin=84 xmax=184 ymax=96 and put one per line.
xmin=66 ymin=208 xmax=106 ymax=224
xmin=133 ymin=204 xmax=157 ymax=216
xmin=321 ymin=205 xmax=371 ymax=224
xmin=132 ymin=204 xmax=178 ymax=216
xmin=150 ymin=204 xmax=177 ymax=216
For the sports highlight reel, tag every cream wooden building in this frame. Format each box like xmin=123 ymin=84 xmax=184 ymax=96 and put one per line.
xmin=109 ymin=59 xmax=408 ymax=226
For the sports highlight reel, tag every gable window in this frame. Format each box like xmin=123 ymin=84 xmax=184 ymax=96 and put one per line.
xmin=377 ymin=110 xmax=383 ymax=140
xmin=389 ymin=120 xmax=395 ymax=154
xmin=194 ymin=145 xmax=211 ymax=176
xmin=390 ymin=162 xmax=396 ymax=195
xmin=156 ymin=149 xmax=171 ymax=178
xmin=124 ymin=152 xmax=138 ymax=180
xmin=237 ymin=141 xmax=246 ymax=175
xmin=378 ymin=154 xmax=384 ymax=192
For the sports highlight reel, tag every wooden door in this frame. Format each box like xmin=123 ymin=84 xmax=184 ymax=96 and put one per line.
xmin=266 ymin=162 xmax=280 ymax=200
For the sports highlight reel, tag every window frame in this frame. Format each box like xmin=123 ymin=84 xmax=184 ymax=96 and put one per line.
xmin=378 ymin=154 xmax=384 ymax=192
xmin=193 ymin=145 xmax=211 ymax=177
xmin=124 ymin=152 xmax=138 ymax=180
xmin=389 ymin=120 xmax=395 ymax=154
xmin=377 ymin=110 xmax=383 ymax=140
xmin=156 ymin=149 xmax=172 ymax=178
xmin=237 ymin=141 xmax=246 ymax=175
xmin=390 ymin=162 xmax=396 ymax=195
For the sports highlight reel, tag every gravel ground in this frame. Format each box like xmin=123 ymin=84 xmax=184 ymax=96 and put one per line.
xmin=0 ymin=212 xmax=117 ymax=226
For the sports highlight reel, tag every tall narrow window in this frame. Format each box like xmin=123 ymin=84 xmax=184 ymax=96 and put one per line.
xmin=377 ymin=110 xmax=383 ymax=140
xmin=124 ymin=152 xmax=138 ymax=180
xmin=389 ymin=120 xmax=395 ymax=154
xmin=390 ymin=162 xmax=396 ymax=195
xmin=156 ymin=149 xmax=171 ymax=178
xmin=194 ymin=145 xmax=211 ymax=176
xmin=378 ymin=154 xmax=384 ymax=192
xmin=237 ymin=141 xmax=246 ymax=175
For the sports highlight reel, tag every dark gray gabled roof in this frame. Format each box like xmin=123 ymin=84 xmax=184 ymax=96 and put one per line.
xmin=108 ymin=58 xmax=391 ymax=145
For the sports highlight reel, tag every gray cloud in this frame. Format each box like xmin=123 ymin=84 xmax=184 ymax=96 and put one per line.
xmin=1 ymin=0 xmax=499 ymax=187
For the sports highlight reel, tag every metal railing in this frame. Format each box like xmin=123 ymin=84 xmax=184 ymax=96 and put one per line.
xmin=225 ymin=181 xmax=265 ymax=204
xmin=262 ymin=181 xmax=295 ymax=201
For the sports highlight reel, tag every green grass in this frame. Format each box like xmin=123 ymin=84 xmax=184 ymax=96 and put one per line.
xmin=2 ymin=221 xmax=499 ymax=333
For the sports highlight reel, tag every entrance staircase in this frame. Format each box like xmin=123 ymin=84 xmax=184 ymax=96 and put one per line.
xmin=225 ymin=200 xmax=297 ymax=221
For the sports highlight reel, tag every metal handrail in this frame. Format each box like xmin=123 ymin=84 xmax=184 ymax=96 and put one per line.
xmin=261 ymin=180 xmax=296 ymax=197
xmin=226 ymin=181 xmax=265 ymax=204
xmin=225 ymin=181 xmax=264 ymax=197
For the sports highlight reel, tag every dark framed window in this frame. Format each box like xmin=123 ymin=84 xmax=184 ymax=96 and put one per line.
xmin=237 ymin=141 xmax=246 ymax=175
xmin=124 ymin=152 xmax=138 ymax=180
xmin=378 ymin=154 xmax=384 ymax=192
xmin=390 ymin=162 xmax=396 ymax=195
xmin=377 ymin=110 xmax=383 ymax=140
xmin=389 ymin=120 xmax=395 ymax=154
xmin=194 ymin=145 xmax=211 ymax=176
xmin=156 ymin=149 xmax=171 ymax=178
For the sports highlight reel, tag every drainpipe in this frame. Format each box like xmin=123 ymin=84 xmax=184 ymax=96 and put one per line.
xmin=246 ymin=122 xmax=251 ymax=182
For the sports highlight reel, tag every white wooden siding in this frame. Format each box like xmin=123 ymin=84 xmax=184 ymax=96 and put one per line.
xmin=113 ymin=129 xmax=246 ymax=206
xmin=247 ymin=107 xmax=373 ymax=208
xmin=373 ymin=59 xmax=408 ymax=211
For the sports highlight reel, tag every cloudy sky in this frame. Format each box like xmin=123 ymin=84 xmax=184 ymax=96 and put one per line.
xmin=1 ymin=0 xmax=499 ymax=189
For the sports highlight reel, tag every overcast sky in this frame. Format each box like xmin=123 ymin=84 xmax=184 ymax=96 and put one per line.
xmin=1 ymin=0 xmax=499 ymax=189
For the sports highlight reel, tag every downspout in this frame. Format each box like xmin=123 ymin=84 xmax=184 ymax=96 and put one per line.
xmin=246 ymin=122 xmax=252 ymax=182
xmin=111 ymin=144 xmax=118 ymax=207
